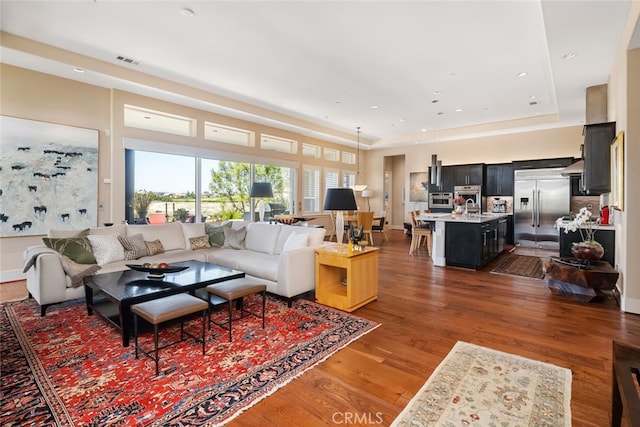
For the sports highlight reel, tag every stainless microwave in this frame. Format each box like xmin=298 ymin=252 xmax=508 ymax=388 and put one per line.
xmin=428 ymin=192 xmax=453 ymax=209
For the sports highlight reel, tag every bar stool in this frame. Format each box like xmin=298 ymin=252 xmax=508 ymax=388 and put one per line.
xmin=206 ymin=279 xmax=266 ymax=342
xmin=132 ymin=293 xmax=208 ymax=376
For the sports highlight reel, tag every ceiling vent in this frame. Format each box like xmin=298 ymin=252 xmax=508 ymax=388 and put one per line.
xmin=116 ymin=55 xmax=141 ymax=66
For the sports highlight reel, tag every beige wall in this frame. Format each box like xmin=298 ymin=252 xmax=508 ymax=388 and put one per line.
xmin=0 ymin=64 xmax=111 ymax=280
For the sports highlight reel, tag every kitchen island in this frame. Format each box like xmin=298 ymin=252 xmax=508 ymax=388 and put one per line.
xmin=416 ymin=212 xmax=511 ymax=268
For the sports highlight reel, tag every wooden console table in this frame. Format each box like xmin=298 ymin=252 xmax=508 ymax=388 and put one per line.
xmin=612 ymin=340 xmax=640 ymax=427
xmin=315 ymin=244 xmax=379 ymax=312
xmin=544 ymin=258 xmax=619 ymax=302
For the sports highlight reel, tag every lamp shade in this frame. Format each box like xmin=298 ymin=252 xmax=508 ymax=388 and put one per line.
xmin=323 ymin=188 xmax=358 ymax=211
xmin=250 ymin=182 xmax=273 ymax=198
xmin=361 ymin=189 xmax=373 ymax=198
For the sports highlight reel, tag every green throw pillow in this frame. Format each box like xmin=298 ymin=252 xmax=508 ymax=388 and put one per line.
xmin=42 ymin=236 xmax=97 ymax=264
xmin=205 ymin=222 xmax=231 ymax=247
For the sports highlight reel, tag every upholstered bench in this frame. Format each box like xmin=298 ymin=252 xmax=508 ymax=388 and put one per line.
xmin=206 ymin=278 xmax=266 ymax=342
xmin=132 ymin=293 xmax=208 ymax=376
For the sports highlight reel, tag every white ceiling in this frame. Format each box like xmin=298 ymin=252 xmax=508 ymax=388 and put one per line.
xmin=0 ymin=1 xmax=635 ymax=149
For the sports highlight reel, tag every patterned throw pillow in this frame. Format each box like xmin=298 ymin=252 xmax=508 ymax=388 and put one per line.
xmin=189 ymin=235 xmax=211 ymax=250
xmin=223 ymin=226 xmax=246 ymax=249
xmin=60 ymin=255 xmax=101 ymax=288
xmin=87 ymin=234 xmax=125 ymax=265
xmin=118 ymin=233 xmax=149 ymax=260
xmin=42 ymin=236 xmax=97 ymax=264
xmin=204 ymin=222 xmax=231 ymax=247
xmin=145 ymin=239 xmax=165 ymax=256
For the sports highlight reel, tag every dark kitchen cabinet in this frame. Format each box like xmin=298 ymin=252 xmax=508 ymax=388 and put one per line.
xmin=559 ymin=228 xmax=615 ymax=267
xmin=485 ymin=163 xmax=514 ymax=196
xmin=581 ymin=122 xmax=616 ymax=195
xmin=445 ymin=219 xmax=501 ymax=269
xmin=428 ymin=165 xmax=455 ymax=192
xmin=452 ymin=164 xmax=485 ymax=186
xmin=512 ymin=157 xmax=573 ymax=171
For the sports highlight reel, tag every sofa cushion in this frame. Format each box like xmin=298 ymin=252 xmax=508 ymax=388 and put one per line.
xmin=87 ymin=234 xmax=125 ymax=265
xmin=283 ymin=232 xmax=309 ymax=252
xmin=90 ymin=224 xmax=127 ymax=236
xmin=235 ymin=251 xmax=279 ymax=282
xmin=275 ymin=225 xmax=325 ymax=254
xmin=181 ymin=223 xmax=205 ymax=248
xmin=223 ymin=226 xmax=246 ymax=249
xmin=60 ymin=255 xmax=101 ymax=287
xmin=145 ymin=239 xmax=165 ymax=256
xmin=189 ymin=235 xmax=211 ymax=250
xmin=245 ymin=222 xmax=281 ymax=255
xmin=118 ymin=233 xmax=149 ymax=260
xmin=127 ymin=223 xmax=185 ymax=251
xmin=48 ymin=228 xmax=90 ymax=238
xmin=204 ymin=222 xmax=231 ymax=247
xmin=42 ymin=236 xmax=97 ymax=264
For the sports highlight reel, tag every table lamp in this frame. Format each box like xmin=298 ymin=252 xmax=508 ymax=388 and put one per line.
xmin=324 ymin=188 xmax=358 ymax=243
xmin=361 ymin=189 xmax=373 ymax=211
xmin=250 ymin=182 xmax=273 ymax=222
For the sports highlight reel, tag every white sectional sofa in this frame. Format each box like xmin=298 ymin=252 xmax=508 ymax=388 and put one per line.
xmin=24 ymin=220 xmax=326 ymax=315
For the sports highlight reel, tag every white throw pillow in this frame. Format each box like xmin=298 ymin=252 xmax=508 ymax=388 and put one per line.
xmin=282 ymin=232 xmax=308 ymax=252
xmin=87 ymin=234 xmax=125 ymax=265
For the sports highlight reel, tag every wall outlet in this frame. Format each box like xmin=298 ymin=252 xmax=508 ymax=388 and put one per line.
xmin=587 ymin=203 xmax=593 ymax=209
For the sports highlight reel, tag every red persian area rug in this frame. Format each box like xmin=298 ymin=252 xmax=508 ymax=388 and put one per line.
xmin=0 ymin=296 xmax=379 ymax=426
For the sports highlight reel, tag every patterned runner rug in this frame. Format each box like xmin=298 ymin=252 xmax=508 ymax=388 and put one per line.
xmin=0 ymin=296 xmax=379 ymax=426
xmin=491 ymin=254 xmax=545 ymax=279
xmin=392 ymin=341 xmax=572 ymax=426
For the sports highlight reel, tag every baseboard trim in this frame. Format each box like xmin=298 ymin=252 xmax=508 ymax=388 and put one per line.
xmin=0 ymin=270 xmax=26 ymax=284
xmin=620 ymin=293 xmax=640 ymax=314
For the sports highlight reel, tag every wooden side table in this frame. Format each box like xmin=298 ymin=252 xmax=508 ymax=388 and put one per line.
xmin=315 ymin=244 xmax=379 ymax=312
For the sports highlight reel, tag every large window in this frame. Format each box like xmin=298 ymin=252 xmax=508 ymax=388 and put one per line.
xmin=127 ymin=149 xmax=293 ymax=223
xmin=303 ymin=165 xmax=321 ymax=214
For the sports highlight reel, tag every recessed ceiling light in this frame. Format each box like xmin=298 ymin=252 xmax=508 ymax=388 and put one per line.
xmin=516 ymin=72 xmax=528 ymax=77
xmin=180 ymin=8 xmax=195 ymax=17
xmin=433 ymin=91 xmax=441 ymax=95
xmin=371 ymin=105 xmax=379 ymax=109
xmin=562 ymin=52 xmax=577 ymax=60
xmin=421 ymin=128 xmax=427 ymax=132
xmin=529 ymin=95 xmax=536 ymax=100
xmin=455 ymin=108 xmax=463 ymax=112
xmin=437 ymin=112 xmax=444 ymax=115
xmin=73 ymin=67 xmax=85 ymax=73
xmin=144 ymin=116 xmax=151 ymax=120
xmin=431 ymin=99 xmax=439 ymax=104
xmin=400 ymin=118 xmax=407 ymax=122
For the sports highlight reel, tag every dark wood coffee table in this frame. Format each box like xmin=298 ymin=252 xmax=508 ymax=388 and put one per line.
xmin=83 ymin=260 xmax=244 ymax=346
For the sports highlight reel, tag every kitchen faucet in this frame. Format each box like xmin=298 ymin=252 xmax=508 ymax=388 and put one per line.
xmin=465 ymin=198 xmax=475 ymax=216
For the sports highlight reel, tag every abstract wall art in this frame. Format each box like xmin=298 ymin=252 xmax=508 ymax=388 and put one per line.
xmin=0 ymin=116 xmax=99 ymax=237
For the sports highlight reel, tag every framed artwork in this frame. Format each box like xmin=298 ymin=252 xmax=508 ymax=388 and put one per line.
xmin=409 ymin=172 xmax=429 ymax=202
xmin=0 ymin=116 xmax=99 ymax=236
xmin=610 ymin=131 xmax=624 ymax=211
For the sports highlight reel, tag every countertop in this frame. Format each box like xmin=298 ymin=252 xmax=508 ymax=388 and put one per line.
xmin=416 ymin=212 xmax=510 ymax=224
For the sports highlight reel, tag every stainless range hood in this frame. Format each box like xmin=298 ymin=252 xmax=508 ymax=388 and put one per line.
xmin=561 ymin=160 xmax=583 ymax=176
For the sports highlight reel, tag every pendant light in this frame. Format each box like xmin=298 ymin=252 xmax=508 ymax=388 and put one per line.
xmin=353 ymin=126 xmax=368 ymax=192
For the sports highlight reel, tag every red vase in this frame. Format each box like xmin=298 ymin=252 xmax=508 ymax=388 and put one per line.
xmin=571 ymin=242 xmax=604 ymax=260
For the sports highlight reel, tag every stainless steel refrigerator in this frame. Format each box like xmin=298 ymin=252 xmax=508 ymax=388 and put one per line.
xmin=514 ymin=168 xmax=570 ymax=250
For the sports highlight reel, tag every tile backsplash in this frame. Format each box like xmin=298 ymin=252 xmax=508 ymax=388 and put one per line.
xmin=571 ymin=196 xmax=601 ymax=217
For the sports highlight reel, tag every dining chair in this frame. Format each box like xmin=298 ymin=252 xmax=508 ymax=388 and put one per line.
xmin=356 ymin=211 xmax=374 ymax=246
xmin=371 ymin=210 xmax=389 ymax=243
xmin=409 ymin=210 xmax=431 ymax=256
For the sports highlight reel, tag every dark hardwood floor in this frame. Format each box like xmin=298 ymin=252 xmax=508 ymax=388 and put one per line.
xmin=232 ymin=229 xmax=640 ymax=426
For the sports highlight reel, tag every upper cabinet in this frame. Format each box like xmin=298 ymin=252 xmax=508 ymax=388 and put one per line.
xmin=581 ymin=122 xmax=616 ymax=195
xmin=485 ymin=163 xmax=513 ymax=196
xmin=452 ymin=164 xmax=485 ymax=186
xmin=428 ymin=165 xmax=455 ymax=192
xmin=512 ymin=157 xmax=574 ymax=170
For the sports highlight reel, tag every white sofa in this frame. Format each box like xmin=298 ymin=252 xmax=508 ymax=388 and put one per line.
xmin=25 ymin=221 xmax=326 ymax=315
